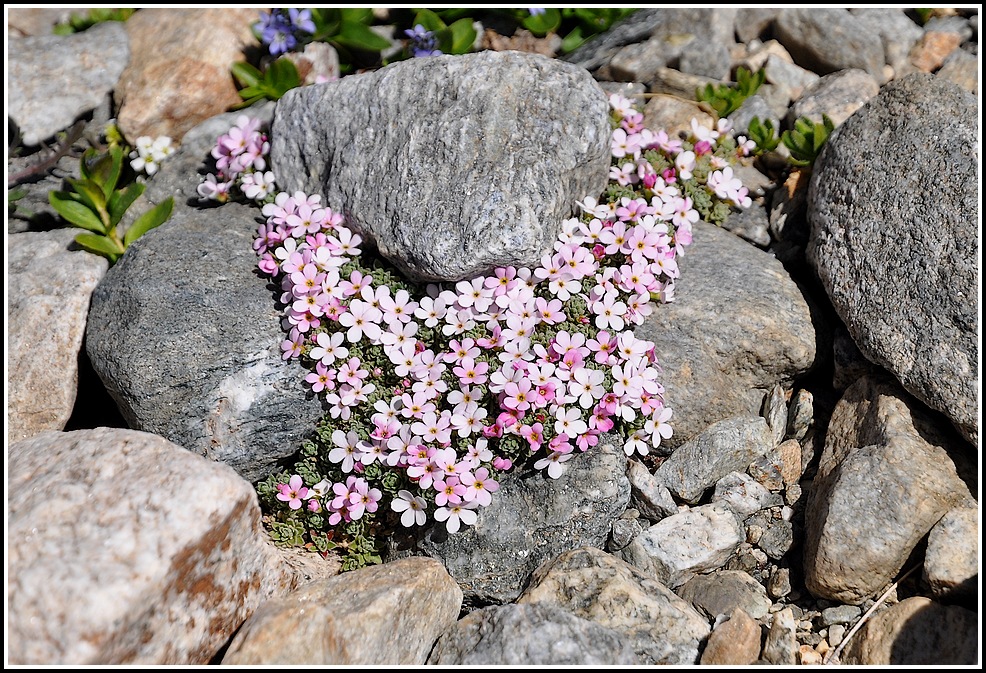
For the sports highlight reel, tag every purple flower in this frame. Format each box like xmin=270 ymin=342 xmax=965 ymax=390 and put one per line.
xmin=255 ymin=8 xmax=312 ymax=56
xmin=404 ymin=24 xmax=442 ymax=58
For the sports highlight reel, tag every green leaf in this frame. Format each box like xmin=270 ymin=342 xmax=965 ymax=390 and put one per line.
xmin=88 ymin=146 xmax=125 ymax=201
xmin=265 ymin=57 xmax=301 ymax=95
xmin=107 ymin=181 xmax=145 ymax=227
xmin=411 ymin=9 xmax=446 ymax=33
xmin=447 ymin=18 xmax=477 ymax=54
xmin=231 ymin=61 xmax=263 ymax=88
xmin=560 ymin=25 xmax=587 ymax=53
xmin=75 ymin=232 xmax=124 ymax=262
xmin=125 ymin=197 xmax=173 ymax=247
xmin=49 ymin=191 xmax=105 ymax=233
xmin=339 ymin=7 xmax=373 ymax=24
xmin=522 ymin=8 xmax=562 ymax=36
xmin=331 ymin=20 xmax=392 ymax=52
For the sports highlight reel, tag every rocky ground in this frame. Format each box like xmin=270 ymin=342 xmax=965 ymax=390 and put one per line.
xmin=6 ymin=7 xmax=980 ymax=667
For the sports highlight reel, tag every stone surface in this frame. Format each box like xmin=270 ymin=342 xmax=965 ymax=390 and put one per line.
xmin=270 ymin=50 xmax=610 ymax=282
xmin=803 ymin=376 xmax=972 ymax=604
xmin=6 ymin=7 xmax=86 ymax=36
xmin=849 ymin=8 xmax=925 ymax=76
xmin=647 ymin=66 xmax=720 ymax=99
xmin=761 ymin=384 xmax=787 ymax=447
xmin=7 ymin=228 xmax=109 ymax=442
xmin=910 ymin=29 xmax=964 ymax=72
xmin=222 ymin=557 xmax=461 ymax=665
xmin=786 ymin=68 xmax=880 ymax=128
xmin=841 ymin=597 xmax=979 ymax=665
xmin=747 ymin=510 xmax=794 ymax=560
xmin=654 ymin=416 xmax=775 ymax=504
xmin=518 ymin=547 xmax=710 ymax=665
xmin=785 ymin=389 xmax=813 ymax=442
xmin=923 ymin=503 xmax=979 ymax=600
xmin=626 ymin=459 xmax=678 ymax=522
xmin=678 ymin=40 xmax=732 ymax=80
xmin=699 ymin=609 xmax=762 ymax=665
xmin=774 ymin=8 xmax=886 ymax=81
xmin=427 ymin=603 xmax=640 ymax=665
xmin=642 ymin=94 xmax=715 ymax=140
xmin=762 ymin=607 xmax=797 ymax=665
xmin=85 ymin=201 xmax=325 ymax=483
xmin=676 ymin=570 xmax=772 ymax=621
xmin=7 ymin=21 xmax=129 ymax=146
xmin=398 ymin=439 xmax=629 ymax=605
xmin=764 ymin=53 xmax=820 ymax=103
xmin=936 ymin=47 xmax=978 ymax=95
xmin=635 ymin=221 xmax=818 ymax=451
xmin=807 ymin=73 xmax=978 ymax=446
xmin=719 ymin=202 xmax=771 ymax=248
xmin=115 ymin=8 xmax=259 ymax=142
xmin=820 ymin=604 xmax=861 ymax=627
xmin=775 ymin=439 xmax=804 ymax=485
xmin=625 ymin=503 xmax=744 ymax=588
xmin=7 ymin=428 xmax=294 ymax=665
xmin=712 ymin=471 xmax=780 ymax=517
xmin=735 ymin=8 xmax=779 ymax=43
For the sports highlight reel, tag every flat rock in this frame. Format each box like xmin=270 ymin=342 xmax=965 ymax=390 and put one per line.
xmin=222 ymin=557 xmax=462 ymax=665
xmin=807 ymin=72 xmax=978 ymax=446
xmin=774 ymin=8 xmax=886 ymax=82
xmin=270 ymin=50 xmax=610 ymax=281
xmin=699 ymin=608 xmax=761 ymax=665
xmin=676 ymin=569 xmax=772 ymax=621
xmin=7 ymin=21 xmax=129 ymax=146
xmin=7 ymin=428 xmax=296 ymax=665
xmin=635 ymin=221 xmax=818 ymax=451
xmin=7 ymin=229 xmax=109 ymax=441
xmin=427 ymin=603 xmax=640 ymax=665
xmin=85 ymin=201 xmax=325 ymax=483
xmin=786 ymin=68 xmax=881 ymax=128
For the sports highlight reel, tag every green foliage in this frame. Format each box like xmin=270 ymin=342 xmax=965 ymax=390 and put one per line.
xmin=913 ymin=8 xmax=935 ymax=25
xmin=311 ymin=7 xmax=392 ymax=58
xmin=697 ymin=67 xmax=766 ymax=118
xmin=781 ymin=114 xmax=835 ymax=167
xmin=52 ymin=8 xmax=136 ymax=35
xmin=48 ymin=146 xmax=173 ymax=264
xmin=232 ymin=58 xmax=302 ymax=107
xmin=409 ymin=8 xmax=477 ymax=55
xmin=556 ymin=8 xmax=638 ymax=53
xmin=746 ymin=116 xmax=780 ymax=154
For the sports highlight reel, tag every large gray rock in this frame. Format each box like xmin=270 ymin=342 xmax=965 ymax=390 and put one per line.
xmin=396 ymin=439 xmax=630 ymax=605
xmin=635 ymin=221 xmax=818 ymax=451
xmin=675 ymin=570 xmax=772 ymax=622
xmin=7 ymin=229 xmax=109 ymax=441
xmin=270 ymin=50 xmax=610 ymax=281
xmin=803 ymin=376 xmax=972 ymax=604
xmin=427 ymin=603 xmax=640 ymax=665
xmin=774 ymin=8 xmax=886 ymax=81
xmin=807 ymin=73 xmax=978 ymax=446
xmin=518 ymin=547 xmax=710 ymax=665
xmin=86 ymin=201 xmax=325 ymax=483
xmin=7 ymin=428 xmax=298 ymax=665
xmin=222 ymin=557 xmax=462 ymax=665
xmin=7 ymin=21 xmax=129 ymax=146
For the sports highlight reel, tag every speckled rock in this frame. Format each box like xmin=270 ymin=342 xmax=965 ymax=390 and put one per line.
xmin=699 ymin=608 xmax=762 ymax=665
xmin=922 ymin=503 xmax=979 ymax=600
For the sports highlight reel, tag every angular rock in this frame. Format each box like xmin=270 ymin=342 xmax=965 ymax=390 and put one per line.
xmin=820 ymin=604 xmax=861 ymax=627
xmin=719 ymin=202 xmax=771 ymax=248
xmin=747 ymin=510 xmax=794 ymax=560
xmin=841 ymin=597 xmax=979 ymax=665
xmin=774 ymin=8 xmax=886 ymax=81
xmin=608 ymin=516 xmax=645 ymax=552
xmin=678 ymin=40 xmax=732 ymax=80
xmin=712 ymin=471 xmax=780 ymax=517
xmin=786 ymin=69 xmax=880 ymax=128
xmin=699 ymin=609 xmax=761 ymax=665
xmin=399 ymin=439 xmax=629 ymax=605
xmin=761 ymin=384 xmax=787 ymax=447
xmin=518 ymin=547 xmax=710 ymax=665
xmin=7 ymin=428 xmax=296 ymax=665
xmin=86 ymin=201 xmax=325 ymax=483
xmin=807 ymin=73 xmax=979 ymax=446
xmin=767 ymin=165 xmax=810 ymax=267
xmin=803 ymin=376 xmax=972 ymax=603
xmin=427 ymin=603 xmax=640 ymax=665
xmin=936 ymin=48 xmax=978 ymax=94
xmin=775 ymin=439 xmax=804 ymax=486
xmin=910 ymin=27 xmax=964 ymax=72
xmin=115 ymin=8 xmax=259 ymax=142
xmin=270 ymin=50 xmax=610 ymax=282
xmin=627 ymin=459 xmax=678 ymax=522
xmin=222 ymin=557 xmax=461 ymax=665
xmin=654 ymin=416 xmax=775 ymax=504
xmin=785 ymin=389 xmax=813 ymax=442
xmin=7 ymin=21 xmax=129 ymax=146
xmin=608 ymin=38 xmax=670 ymax=83
xmin=762 ymin=607 xmax=797 ymax=665
xmin=923 ymin=503 xmax=979 ymax=600
xmin=676 ymin=570 xmax=772 ymax=621
xmin=849 ymin=8 xmax=925 ymax=76
xmin=6 ymin=7 xmax=85 ymax=37
xmin=763 ymin=53 xmax=820 ymax=103
xmin=728 ymin=94 xmax=780 ymax=140
xmin=735 ymin=8 xmax=779 ymax=43
xmin=642 ymin=94 xmax=715 ymax=140
xmin=7 ymin=229 xmax=109 ymax=442
xmin=625 ymin=503 xmax=744 ymax=587
xmin=647 ymin=66 xmax=720 ymax=99
xmin=635 ymin=221 xmax=818 ymax=451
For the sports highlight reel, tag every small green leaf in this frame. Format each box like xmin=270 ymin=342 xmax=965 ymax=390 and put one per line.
xmin=447 ymin=18 xmax=477 ymax=54
xmin=339 ymin=7 xmax=373 ymax=24
xmin=332 ymin=20 xmax=392 ymax=52
xmin=265 ymin=57 xmax=301 ymax=95
xmin=411 ymin=9 xmax=446 ymax=33
xmin=231 ymin=61 xmax=263 ymax=88
xmin=107 ymin=181 xmax=145 ymax=227
xmin=49 ymin=191 xmax=105 ymax=233
xmin=125 ymin=196 xmax=173 ymax=246
xmin=522 ymin=8 xmax=562 ymax=36
xmin=560 ymin=25 xmax=587 ymax=53
xmin=75 ymin=232 xmax=124 ymax=262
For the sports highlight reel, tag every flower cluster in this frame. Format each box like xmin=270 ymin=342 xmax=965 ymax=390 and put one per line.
xmin=404 ymin=24 xmax=442 ymax=58
xmin=255 ymin=8 xmax=316 ymax=56
xmin=196 ymin=115 xmax=275 ymax=205
xmin=128 ymin=135 xmax=174 ymax=176
xmin=203 ymin=91 xmax=753 ymax=567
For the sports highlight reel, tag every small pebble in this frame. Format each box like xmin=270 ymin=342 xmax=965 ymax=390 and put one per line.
xmin=828 ymin=624 xmax=846 ymax=647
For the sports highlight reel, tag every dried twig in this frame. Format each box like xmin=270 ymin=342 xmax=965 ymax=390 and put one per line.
xmin=823 ymin=564 xmax=920 ymax=665
xmin=7 ymin=120 xmax=87 ymax=188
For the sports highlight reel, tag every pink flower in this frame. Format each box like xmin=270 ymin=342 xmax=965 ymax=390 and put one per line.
xmin=460 ymin=467 xmax=500 ymax=507
xmin=392 ymin=490 xmax=428 ymax=526
xmin=434 ymin=501 xmax=480 ymax=534
xmin=276 ymin=475 xmax=309 ymax=510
